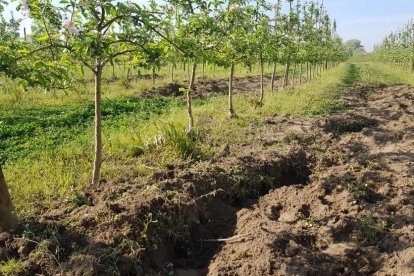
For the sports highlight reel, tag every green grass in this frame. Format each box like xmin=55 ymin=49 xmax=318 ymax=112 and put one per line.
xmin=0 ymin=259 xmax=25 ymax=276
xmin=353 ymin=62 xmax=414 ymax=86
xmin=0 ymin=96 xmax=181 ymax=163
xmin=1 ymin=62 xmax=370 ymax=217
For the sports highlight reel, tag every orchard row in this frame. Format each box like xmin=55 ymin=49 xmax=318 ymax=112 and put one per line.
xmin=372 ymin=19 xmax=414 ymax=70
xmin=0 ymin=1 xmax=348 ymax=230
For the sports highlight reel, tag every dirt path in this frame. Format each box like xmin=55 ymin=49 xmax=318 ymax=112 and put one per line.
xmin=200 ymin=85 xmax=414 ymax=275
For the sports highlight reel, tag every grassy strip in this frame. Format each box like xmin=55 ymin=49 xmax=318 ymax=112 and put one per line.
xmin=354 ymin=62 xmax=414 ymax=86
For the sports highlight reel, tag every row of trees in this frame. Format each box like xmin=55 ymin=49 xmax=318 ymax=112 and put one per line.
xmin=372 ymin=19 xmax=414 ymax=71
xmin=0 ymin=0 xmax=347 ymax=231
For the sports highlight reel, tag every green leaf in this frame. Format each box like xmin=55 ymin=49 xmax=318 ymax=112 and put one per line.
xmin=37 ymin=33 xmax=49 ymax=42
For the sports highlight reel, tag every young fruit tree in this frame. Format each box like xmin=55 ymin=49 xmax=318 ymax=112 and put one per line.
xmin=17 ymin=0 xmax=168 ymax=185
xmin=372 ymin=20 xmax=414 ymax=72
xmin=252 ymin=0 xmax=271 ymax=104
xmin=214 ymin=0 xmax=256 ymax=118
xmin=164 ymin=0 xmax=216 ymax=133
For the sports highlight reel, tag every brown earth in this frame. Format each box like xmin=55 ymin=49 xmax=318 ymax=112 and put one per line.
xmin=204 ymin=84 xmax=414 ymax=276
xmin=140 ymin=76 xmax=283 ymax=99
xmin=0 ymin=84 xmax=413 ymax=275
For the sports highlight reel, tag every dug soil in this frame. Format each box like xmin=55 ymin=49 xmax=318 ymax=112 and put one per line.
xmin=1 ymin=84 xmax=413 ymax=275
xmin=140 ymin=75 xmax=283 ymax=99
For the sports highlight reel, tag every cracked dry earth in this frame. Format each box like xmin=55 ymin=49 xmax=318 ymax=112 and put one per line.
xmin=193 ymin=85 xmax=414 ymax=276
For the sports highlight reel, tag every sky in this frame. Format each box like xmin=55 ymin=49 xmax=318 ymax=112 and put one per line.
xmin=323 ymin=0 xmax=414 ymax=51
xmin=3 ymin=0 xmax=414 ymax=52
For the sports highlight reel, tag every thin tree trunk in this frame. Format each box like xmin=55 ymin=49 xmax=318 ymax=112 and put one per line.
xmin=202 ymin=62 xmax=205 ymax=78
xmin=228 ymin=62 xmax=236 ymax=118
xmin=126 ymin=68 xmax=131 ymax=87
xmin=152 ymin=67 xmax=156 ymax=86
xmin=186 ymin=62 xmax=196 ymax=133
xmin=271 ymin=63 xmax=277 ymax=91
xmin=171 ymin=64 xmax=174 ymax=82
xmin=0 ymin=165 xmax=18 ymax=232
xmin=92 ymin=61 xmax=103 ymax=185
xmin=299 ymin=63 xmax=303 ymax=83
xmin=291 ymin=63 xmax=296 ymax=85
xmin=259 ymin=51 xmax=264 ymax=104
xmin=283 ymin=59 xmax=291 ymax=89
xmin=412 ymin=34 xmax=414 ymax=73
xmin=187 ymin=65 xmax=190 ymax=84
xmin=313 ymin=63 xmax=316 ymax=79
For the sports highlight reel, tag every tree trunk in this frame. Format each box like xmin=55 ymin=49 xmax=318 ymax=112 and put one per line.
xmin=186 ymin=62 xmax=196 ymax=133
xmin=271 ymin=63 xmax=277 ymax=91
xmin=187 ymin=65 xmax=190 ymax=84
xmin=202 ymin=62 xmax=205 ymax=78
xmin=283 ymin=59 xmax=290 ymax=89
xmin=152 ymin=67 xmax=156 ymax=86
xmin=228 ymin=62 xmax=236 ymax=118
xmin=312 ymin=63 xmax=316 ymax=79
xmin=259 ymin=51 xmax=264 ymax=104
xmin=291 ymin=63 xmax=296 ymax=85
xmin=299 ymin=63 xmax=303 ymax=84
xmin=92 ymin=61 xmax=103 ymax=185
xmin=126 ymin=68 xmax=131 ymax=88
xmin=0 ymin=165 xmax=18 ymax=232
xmin=412 ymin=36 xmax=414 ymax=73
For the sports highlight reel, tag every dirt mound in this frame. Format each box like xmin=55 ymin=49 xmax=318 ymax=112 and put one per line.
xmin=140 ymin=83 xmax=185 ymax=98
xmin=0 ymin=144 xmax=311 ymax=275
xmin=128 ymin=73 xmax=162 ymax=81
xmin=204 ymin=84 xmax=414 ymax=275
xmin=140 ymin=76 xmax=281 ymax=99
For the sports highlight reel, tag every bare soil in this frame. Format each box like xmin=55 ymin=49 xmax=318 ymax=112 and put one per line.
xmin=1 ymin=84 xmax=413 ymax=275
xmin=204 ymin=84 xmax=414 ymax=276
xmin=140 ymin=76 xmax=282 ymax=99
